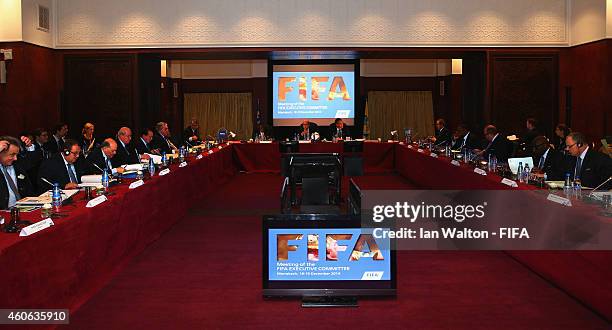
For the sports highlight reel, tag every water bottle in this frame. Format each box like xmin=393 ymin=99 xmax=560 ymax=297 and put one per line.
xmin=161 ymin=152 xmax=167 ymax=167
xmin=179 ymin=146 xmax=185 ymax=163
xmin=563 ymin=173 xmax=572 ymax=196
xmin=573 ymin=178 xmax=582 ymax=198
xmin=517 ymin=162 xmax=524 ymax=182
xmin=148 ymin=158 xmax=156 ymax=177
xmin=101 ymin=170 xmax=109 ymax=192
xmin=523 ymin=164 xmax=531 ymax=184
xmin=52 ymin=183 xmax=62 ymax=210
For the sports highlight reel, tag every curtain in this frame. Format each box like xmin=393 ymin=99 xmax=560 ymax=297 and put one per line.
xmin=367 ymin=91 xmax=434 ymax=140
xmin=184 ymin=93 xmax=253 ymax=140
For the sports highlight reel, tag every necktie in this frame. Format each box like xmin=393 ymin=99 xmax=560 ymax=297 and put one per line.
xmin=2 ymin=166 xmax=21 ymax=200
xmin=575 ymin=157 xmax=582 ymax=179
xmin=67 ymin=163 xmax=78 ymax=183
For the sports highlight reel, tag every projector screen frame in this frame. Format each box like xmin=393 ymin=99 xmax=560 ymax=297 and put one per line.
xmin=267 ymin=59 xmax=362 ymax=139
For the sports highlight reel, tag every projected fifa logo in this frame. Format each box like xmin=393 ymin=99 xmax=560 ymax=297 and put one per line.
xmin=276 ymin=234 xmax=384 ymax=262
xmin=278 ymin=76 xmax=351 ymax=102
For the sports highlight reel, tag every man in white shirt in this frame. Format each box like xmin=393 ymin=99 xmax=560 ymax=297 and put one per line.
xmin=565 ymin=132 xmax=612 ymax=189
xmin=0 ymin=136 xmax=34 ymax=210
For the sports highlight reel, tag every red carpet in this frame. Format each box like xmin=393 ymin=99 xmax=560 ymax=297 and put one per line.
xmin=65 ymin=173 xmax=609 ymax=329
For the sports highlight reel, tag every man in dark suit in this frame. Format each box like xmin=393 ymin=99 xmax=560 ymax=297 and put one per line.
xmin=476 ymin=125 xmax=511 ymax=162
xmin=1 ymin=136 xmax=35 ymax=210
xmin=151 ymin=121 xmax=178 ymax=154
xmin=134 ymin=128 xmax=158 ymax=155
xmin=183 ymin=118 xmax=201 ymax=145
xmin=44 ymin=123 xmax=69 ymax=155
xmin=297 ymin=120 xmax=318 ymax=140
xmin=432 ymin=118 xmax=452 ymax=147
xmin=451 ymin=124 xmax=481 ymax=150
xmin=112 ymin=127 xmax=141 ymax=167
xmin=565 ymin=132 xmax=612 ymax=189
xmin=329 ymin=118 xmax=350 ymax=140
xmin=531 ymin=136 xmax=565 ymax=181
xmin=252 ymin=123 xmax=273 ymax=141
xmin=33 ymin=128 xmax=51 ymax=159
xmin=85 ymin=138 xmax=126 ymax=176
xmin=37 ymin=139 xmax=85 ymax=193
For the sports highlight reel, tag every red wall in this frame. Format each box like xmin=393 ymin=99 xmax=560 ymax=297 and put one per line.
xmin=0 ymin=42 xmax=59 ymax=137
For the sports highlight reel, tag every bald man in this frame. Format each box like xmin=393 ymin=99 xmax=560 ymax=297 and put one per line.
xmin=112 ymin=127 xmax=141 ymax=167
xmin=85 ymin=138 xmax=126 ymax=175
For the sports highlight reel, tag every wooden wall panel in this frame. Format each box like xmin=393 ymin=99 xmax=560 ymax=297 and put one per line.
xmin=0 ymin=42 xmax=59 ymax=136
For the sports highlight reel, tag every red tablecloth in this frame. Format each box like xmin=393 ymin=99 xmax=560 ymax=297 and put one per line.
xmin=232 ymin=141 xmax=395 ymax=173
xmin=0 ymin=146 xmax=237 ymax=314
xmin=391 ymin=143 xmax=611 ymax=321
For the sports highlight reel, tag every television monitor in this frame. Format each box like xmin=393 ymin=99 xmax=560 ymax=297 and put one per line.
xmin=262 ymin=214 xmax=396 ymax=299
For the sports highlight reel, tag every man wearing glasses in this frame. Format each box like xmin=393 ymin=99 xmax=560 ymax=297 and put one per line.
xmin=565 ymin=132 xmax=612 ymax=189
xmin=1 ymin=136 xmax=35 ymax=210
xmin=37 ymin=139 xmax=86 ymax=193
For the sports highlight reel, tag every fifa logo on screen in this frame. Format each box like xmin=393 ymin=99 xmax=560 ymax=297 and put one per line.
xmin=278 ymin=76 xmax=351 ymax=102
xmin=276 ymin=234 xmax=384 ymax=262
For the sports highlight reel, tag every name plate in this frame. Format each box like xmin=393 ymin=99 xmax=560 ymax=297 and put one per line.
xmin=501 ymin=178 xmax=518 ymax=187
xmin=547 ymin=193 xmax=572 ymax=207
xmin=407 ymin=145 xmax=413 ymax=149
xmin=417 ymin=148 xmax=424 ymax=153
xmin=196 ymin=154 xmax=203 ymax=160
xmin=179 ymin=162 xmax=187 ymax=168
xmin=129 ymin=180 xmax=144 ymax=189
xmin=159 ymin=168 xmax=170 ymax=176
xmin=430 ymin=152 xmax=438 ymax=158
xmin=218 ymin=146 xmax=223 ymax=149
xmin=86 ymin=195 xmax=108 ymax=208
xmin=208 ymin=150 xmax=214 ymax=154
xmin=19 ymin=218 xmax=54 ymax=237
xmin=399 ymin=142 xmax=404 ymax=145
xmin=451 ymin=160 xmax=460 ymax=166
xmin=474 ymin=168 xmax=487 ymax=176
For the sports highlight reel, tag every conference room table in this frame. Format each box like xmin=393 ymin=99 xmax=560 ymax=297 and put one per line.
xmin=0 ymin=145 xmax=237 ymax=315
xmin=1 ymin=141 xmax=610 ymax=322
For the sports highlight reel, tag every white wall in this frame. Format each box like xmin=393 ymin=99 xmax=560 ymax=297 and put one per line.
xmin=56 ymin=0 xmax=569 ymax=48
xmin=21 ymin=0 xmax=54 ymax=48
xmin=0 ymin=0 xmax=23 ymax=42
xmin=570 ymin=0 xmax=607 ymax=45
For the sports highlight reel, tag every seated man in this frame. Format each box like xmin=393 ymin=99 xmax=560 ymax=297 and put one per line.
xmin=113 ymin=127 xmax=143 ymax=167
xmin=565 ymin=132 xmax=612 ymax=189
xmin=252 ymin=123 xmax=273 ymax=141
xmin=183 ymin=118 xmax=201 ymax=145
xmin=44 ymin=122 xmax=69 ymax=155
xmin=329 ymin=118 xmax=350 ymax=140
xmin=33 ymin=128 xmax=51 ymax=158
xmin=475 ymin=125 xmax=510 ymax=162
xmin=134 ymin=128 xmax=159 ymax=155
xmin=530 ymin=136 xmax=565 ymax=181
xmin=431 ymin=118 xmax=452 ymax=147
xmin=85 ymin=138 xmax=126 ymax=176
xmin=451 ymin=124 xmax=481 ymax=150
xmin=37 ymin=139 xmax=86 ymax=193
xmin=297 ymin=120 xmax=318 ymax=140
xmin=0 ymin=136 xmax=34 ymax=210
xmin=152 ymin=121 xmax=178 ymax=154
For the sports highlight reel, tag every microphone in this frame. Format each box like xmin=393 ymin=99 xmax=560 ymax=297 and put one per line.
xmin=588 ymin=176 xmax=612 ymax=196
xmin=40 ymin=177 xmax=55 ymax=188
xmin=92 ymin=163 xmax=106 ymax=173
xmin=184 ymin=139 xmax=194 ymax=148
xmin=435 ymin=139 xmax=449 ymax=147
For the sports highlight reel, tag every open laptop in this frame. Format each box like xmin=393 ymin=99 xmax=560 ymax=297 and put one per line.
xmin=507 ymin=157 xmax=534 ymax=175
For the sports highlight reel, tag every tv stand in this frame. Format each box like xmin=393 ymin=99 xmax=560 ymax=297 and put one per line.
xmin=301 ymin=296 xmax=358 ymax=308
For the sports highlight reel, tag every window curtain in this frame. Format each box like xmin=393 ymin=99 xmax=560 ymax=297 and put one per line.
xmin=367 ymin=91 xmax=434 ymax=140
xmin=184 ymin=93 xmax=253 ymax=140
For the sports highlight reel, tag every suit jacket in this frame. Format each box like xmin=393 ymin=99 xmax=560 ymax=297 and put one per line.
xmin=434 ymin=127 xmax=452 ymax=147
xmin=567 ymin=148 xmax=612 ymax=189
xmin=112 ymin=141 xmax=140 ymax=167
xmin=134 ymin=137 xmax=153 ymax=155
xmin=0 ymin=164 xmax=34 ymax=210
xmin=43 ymin=136 xmax=64 ymax=155
xmin=451 ymin=132 xmax=481 ymax=150
xmin=533 ymin=148 xmax=565 ymax=181
xmin=296 ymin=123 xmax=319 ymax=139
xmin=151 ymin=132 xmax=175 ymax=154
xmin=85 ymin=148 xmax=113 ymax=175
xmin=483 ymin=135 xmax=511 ymax=163
xmin=328 ymin=124 xmax=351 ymax=140
xmin=37 ymin=154 xmax=86 ymax=193
xmin=183 ymin=127 xmax=200 ymax=144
